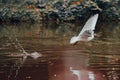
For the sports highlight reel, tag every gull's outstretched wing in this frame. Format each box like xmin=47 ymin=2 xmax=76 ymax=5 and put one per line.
xmin=78 ymin=14 xmax=99 ymax=36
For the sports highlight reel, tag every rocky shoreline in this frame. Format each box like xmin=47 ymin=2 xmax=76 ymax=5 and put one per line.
xmin=0 ymin=0 xmax=120 ymax=23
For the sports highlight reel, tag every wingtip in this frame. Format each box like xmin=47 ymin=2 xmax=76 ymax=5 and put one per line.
xmin=95 ymin=14 xmax=99 ymax=17
xmin=89 ymin=14 xmax=99 ymax=19
xmin=92 ymin=14 xmax=99 ymax=20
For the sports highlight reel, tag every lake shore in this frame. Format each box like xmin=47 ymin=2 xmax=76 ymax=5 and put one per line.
xmin=0 ymin=0 xmax=120 ymax=23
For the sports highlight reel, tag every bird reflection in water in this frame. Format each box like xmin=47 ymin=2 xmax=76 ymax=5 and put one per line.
xmin=70 ymin=67 xmax=95 ymax=80
xmin=70 ymin=67 xmax=81 ymax=80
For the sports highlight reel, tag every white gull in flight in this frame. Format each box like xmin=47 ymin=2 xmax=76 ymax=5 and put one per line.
xmin=70 ymin=14 xmax=99 ymax=45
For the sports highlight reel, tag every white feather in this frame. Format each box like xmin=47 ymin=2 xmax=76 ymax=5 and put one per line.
xmin=70 ymin=14 xmax=99 ymax=44
xmin=79 ymin=14 xmax=98 ymax=36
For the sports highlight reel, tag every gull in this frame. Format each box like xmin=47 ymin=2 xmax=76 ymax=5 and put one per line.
xmin=70 ymin=14 xmax=99 ymax=45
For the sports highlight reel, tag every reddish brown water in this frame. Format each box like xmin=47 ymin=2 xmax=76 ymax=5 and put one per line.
xmin=0 ymin=22 xmax=120 ymax=80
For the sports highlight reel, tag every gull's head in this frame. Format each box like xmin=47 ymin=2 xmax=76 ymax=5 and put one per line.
xmin=70 ymin=36 xmax=79 ymax=45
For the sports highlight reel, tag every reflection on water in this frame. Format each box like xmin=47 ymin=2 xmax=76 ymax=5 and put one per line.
xmin=0 ymin=22 xmax=120 ymax=80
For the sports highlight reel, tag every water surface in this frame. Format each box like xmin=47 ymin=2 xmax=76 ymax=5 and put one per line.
xmin=0 ymin=22 xmax=120 ymax=80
